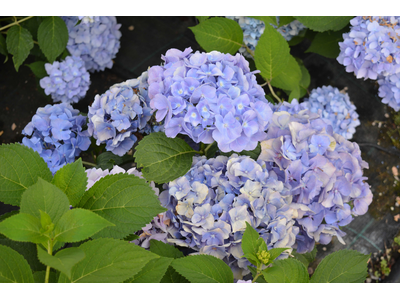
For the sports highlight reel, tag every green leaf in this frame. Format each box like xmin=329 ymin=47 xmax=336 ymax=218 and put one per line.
xmin=222 ymin=143 xmax=262 ymax=161
xmin=51 ymin=159 xmax=88 ymax=207
xmin=269 ymin=248 xmax=290 ymax=261
xmin=33 ymin=270 xmax=58 ymax=283
xmin=39 ymin=210 xmax=53 ymax=233
xmin=270 ymin=54 xmax=302 ymax=92
xmin=205 ymin=141 xmax=220 ymax=159
xmin=288 ymin=86 xmax=301 ymax=102
xmin=37 ymin=16 xmax=69 ymax=63
xmin=36 ymin=245 xmax=85 ymax=279
xmin=241 ymin=222 xmax=261 ymax=265
xmin=294 ymin=16 xmax=352 ymax=32
xmin=305 ymin=30 xmax=344 ymax=58
xmin=123 ymin=233 xmax=139 ymax=241
xmin=278 ymin=16 xmax=295 ymax=27
xmin=248 ymin=266 xmax=267 ymax=283
xmin=250 ymin=16 xmax=277 ymax=27
xmin=254 ymin=23 xmax=290 ymax=82
xmin=298 ymin=59 xmax=311 ymax=98
xmin=26 ymin=61 xmax=47 ymax=79
xmin=0 ymin=213 xmax=47 ymax=244
xmin=160 ymin=266 xmax=190 ymax=283
xmin=134 ymin=132 xmax=199 ymax=184
xmin=0 ymin=33 xmax=8 ymax=62
xmin=20 ymin=177 xmax=70 ymax=226
xmin=149 ymin=239 xmax=184 ymax=259
xmin=262 ymin=258 xmax=309 ymax=283
xmin=79 ymin=173 xmax=166 ymax=239
xmin=54 ymin=208 xmax=115 ymax=243
xmin=21 ymin=16 xmax=42 ymax=40
xmin=310 ymin=249 xmax=369 ymax=283
xmin=189 ymin=17 xmax=243 ymax=55
xmin=6 ymin=25 xmax=34 ymax=71
xmin=126 ymin=257 xmax=173 ymax=283
xmin=0 ymin=244 xmax=34 ymax=283
xmin=57 ymin=238 xmax=158 ymax=283
xmin=171 ymin=254 xmax=234 ymax=283
xmin=95 ymin=152 xmax=132 ymax=171
xmin=292 ymin=247 xmax=317 ymax=268
xmin=0 ymin=143 xmax=52 ymax=206
xmin=196 ymin=16 xmax=210 ymax=23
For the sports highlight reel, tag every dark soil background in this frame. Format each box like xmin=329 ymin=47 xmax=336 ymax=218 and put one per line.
xmin=1 ymin=16 xmax=400 ymax=282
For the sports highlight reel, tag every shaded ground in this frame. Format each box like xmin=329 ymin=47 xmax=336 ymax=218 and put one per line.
xmin=1 ymin=16 xmax=399 ymax=282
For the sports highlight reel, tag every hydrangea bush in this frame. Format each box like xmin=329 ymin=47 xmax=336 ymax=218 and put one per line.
xmin=62 ymin=16 xmax=122 ymax=72
xmin=21 ymin=103 xmax=91 ymax=174
xmin=39 ymin=55 xmax=91 ymax=104
xmin=148 ymin=47 xmax=273 ymax=152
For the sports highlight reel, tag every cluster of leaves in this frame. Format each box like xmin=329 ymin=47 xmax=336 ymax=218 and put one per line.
xmin=0 ymin=16 xmax=69 ymax=77
xmin=190 ymin=16 xmax=352 ymax=102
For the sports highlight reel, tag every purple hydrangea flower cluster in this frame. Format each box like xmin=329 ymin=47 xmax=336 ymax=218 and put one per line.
xmin=158 ymin=154 xmax=298 ymax=278
xmin=62 ymin=16 xmax=122 ymax=72
xmin=148 ymin=47 xmax=272 ymax=153
xmin=258 ymin=108 xmax=373 ymax=253
xmin=302 ymin=86 xmax=360 ymax=140
xmin=22 ymin=103 xmax=91 ymax=174
xmin=226 ymin=16 xmax=306 ymax=57
xmin=337 ymin=16 xmax=400 ymax=80
xmin=377 ymin=73 xmax=400 ymax=111
xmin=87 ymin=71 xmax=154 ymax=156
xmin=39 ymin=55 xmax=90 ymax=104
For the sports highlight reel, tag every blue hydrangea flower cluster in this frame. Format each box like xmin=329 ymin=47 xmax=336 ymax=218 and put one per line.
xmin=148 ymin=47 xmax=273 ymax=153
xmin=39 ymin=55 xmax=90 ymax=104
xmin=88 ymin=71 xmax=155 ymax=156
xmin=62 ymin=16 xmax=122 ymax=72
xmin=377 ymin=73 xmax=400 ymax=111
xmin=226 ymin=16 xmax=306 ymax=57
xmin=78 ymin=16 xmax=100 ymax=24
xmin=22 ymin=103 xmax=91 ymax=174
xmin=258 ymin=108 xmax=373 ymax=253
xmin=158 ymin=154 xmax=298 ymax=278
xmin=302 ymin=86 xmax=360 ymax=140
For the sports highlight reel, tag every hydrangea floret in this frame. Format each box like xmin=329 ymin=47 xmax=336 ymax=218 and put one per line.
xmin=158 ymin=154 xmax=298 ymax=278
xmin=377 ymin=73 xmax=400 ymax=111
xmin=258 ymin=107 xmax=373 ymax=253
xmin=39 ymin=55 xmax=90 ymax=104
xmin=62 ymin=16 xmax=122 ymax=72
xmin=302 ymin=85 xmax=360 ymax=140
xmin=22 ymin=103 xmax=91 ymax=174
xmin=148 ymin=47 xmax=273 ymax=153
xmin=87 ymin=71 xmax=155 ymax=156
xmin=337 ymin=16 xmax=400 ymax=80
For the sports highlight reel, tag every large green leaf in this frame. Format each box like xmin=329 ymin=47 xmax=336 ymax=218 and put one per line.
xmin=20 ymin=178 xmax=69 ymax=226
xmin=0 ymin=244 xmax=34 ymax=283
xmin=134 ymin=132 xmax=198 ymax=184
xmin=292 ymin=247 xmax=317 ymax=268
xmin=254 ymin=23 xmax=291 ymax=82
xmin=270 ymin=54 xmax=302 ymax=92
xmin=37 ymin=16 xmax=69 ymax=63
xmin=54 ymin=208 xmax=115 ymax=243
xmin=26 ymin=61 xmax=47 ymax=79
xmin=33 ymin=270 xmax=58 ymax=283
xmin=36 ymin=245 xmax=85 ymax=279
xmin=294 ymin=16 xmax=352 ymax=32
xmin=6 ymin=25 xmax=34 ymax=71
xmin=310 ymin=249 xmax=369 ymax=283
xmin=189 ymin=17 xmax=243 ymax=55
xmin=171 ymin=254 xmax=234 ymax=283
xmin=0 ymin=143 xmax=52 ymax=206
xmin=149 ymin=239 xmax=184 ymax=259
xmin=278 ymin=16 xmax=295 ymax=27
xmin=262 ymin=258 xmax=309 ymax=283
xmin=160 ymin=266 xmax=190 ymax=283
xmin=0 ymin=213 xmax=47 ymax=244
xmin=305 ymin=30 xmax=344 ymax=58
xmin=126 ymin=257 xmax=173 ymax=283
xmin=58 ymin=238 xmax=158 ymax=283
xmin=52 ymin=159 xmax=88 ymax=207
xmin=78 ymin=173 xmax=166 ymax=239
xmin=95 ymin=151 xmax=133 ymax=171
xmin=241 ymin=222 xmax=261 ymax=265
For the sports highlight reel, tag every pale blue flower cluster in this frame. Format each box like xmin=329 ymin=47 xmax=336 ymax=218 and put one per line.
xmin=62 ymin=16 xmax=122 ymax=72
xmin=158 ymin=154 xmax=298 ymax=278
xmin=302 ymin=86 xmax=360 ymax=140
xmin=226 ymin=16 xmax=306 ymax=57
xmin=22 ymin=103 xmax=91 ymax=174
xmin=377 ymin=73 xmax=400 ymax=111
xmin=258 ymin=108 xmax=373 ymax=253
xmin=87 ymin=71 xmax=154 ymax=156
xmin=78 ymin=16 xmax=100 ymax=24
xmin=148 ymin=47 xmax=272 ymax=153
xmin=39 ymin=55 xmax=90 ymax=104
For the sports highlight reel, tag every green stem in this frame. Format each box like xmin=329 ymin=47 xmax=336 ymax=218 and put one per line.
xmin=252 ymin=271 xmax=262 ymax=283
xmin=204 ymin=141 xmax=215 ymax=156
xmin=266 ymin=81 xmax=282 ymax=103
xmin=45 ymin=240 xmax=53 ymax=283
xmin=82 ymin=161 xmax=97 ymax=167
xmin=0 ymin=16 xmax=34 ymax=32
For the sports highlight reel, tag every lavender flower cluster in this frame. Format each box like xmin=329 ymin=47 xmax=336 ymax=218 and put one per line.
xmin=226 ymin=16 xmax=306 ymax=57
xmin=22 ymin=103 xmax=91 ymax=174
xmin=87 ymin=71 xmax=154 ymax=156
xmin=258 ymin=108 xmax=373 ymax=253
xmin=62 ymin=16 xmax=122 ymax=72
xmin=337 ymin=16 xmax=400 ymax=111
xmin=302 ymin=86 xmax=360 ymax=140
xmin=148 ymin=47 xmax=272 ymax=153
xmin=158 ymin=154 xmax=298 ymax=278
xmin=39 ymin=55 xmax=90 ymax=104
